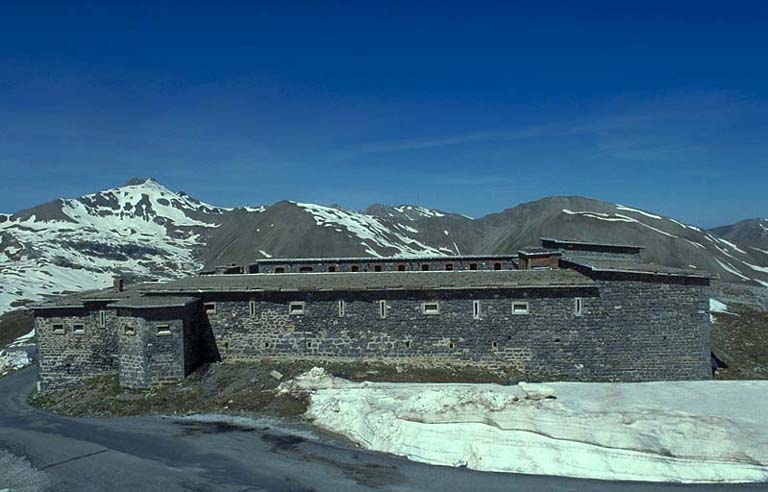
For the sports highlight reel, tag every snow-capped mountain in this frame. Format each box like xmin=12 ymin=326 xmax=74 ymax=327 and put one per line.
xmin=0 ymin=178 xmax=225 ymax=313
xmin=710 ymin=218 xmax=768 ymax=252
xmin=1 ymin=179 xmax=766 ymax=315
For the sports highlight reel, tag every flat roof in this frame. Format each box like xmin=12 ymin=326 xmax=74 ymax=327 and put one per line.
xmin=561 ymin=257 xmax=710 ymax=279
xmin=111 ymin=296 xmax=199 ymax=309
xmin=518 ymin=248 xmax=562 ymax=257
xmin=142 ymin=269 xmax=594 ymax=293
xmin=251 ymin=254 xmax=519 ymax=265
xmin=540 ymin=237 xmax=645 ymax=250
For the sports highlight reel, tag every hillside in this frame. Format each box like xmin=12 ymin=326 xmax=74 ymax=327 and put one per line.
xmin=1 ymin=178 xmax=766 ymax=314
xmin=710 ymin=218 xmax=768 ymax=252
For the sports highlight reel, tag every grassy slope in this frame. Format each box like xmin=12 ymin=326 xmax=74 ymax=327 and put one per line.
xmin=0 ymin=309 xmax=34 ymax=348
xmin=29 ymin=359 xmax=510 ymax=418
xmin=712 ymin=304 xmax=768 ymax=380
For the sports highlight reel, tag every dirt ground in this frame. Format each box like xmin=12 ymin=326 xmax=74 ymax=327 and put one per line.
xmin=28 ymin=359 xmax=511 ymax=418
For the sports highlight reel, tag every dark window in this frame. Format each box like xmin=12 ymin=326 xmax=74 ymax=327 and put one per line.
xmin=397 ymin=264 xmax=406 ymax=271
xmin=351 ymin=265 xmax=360 ymax=272
xmin=328 ymin=266 xmax=336 ymax=272
xmin=73 ymin=324 xmax=85 ymax=334
xmin=445 ymin=263 xmax=454 ymax=271
xmin=249 ymin=300 xmax=256 ymax=316
xmin=300 ymin=266 xmax=313 ymax=273
xmin=52 ymin=324 xmax=65 ymax=334
xmin=289 ymin=302 xmax=305 ymax=315
xmin=264 ymin=341 xmax=271 ymax=348
xmin=469 ymin=263 xmax=478 ymax=270
xmin=379 ymin=300 xmax=387 ymax=319
xmin=156 ymin=325 xmax=171 ymax=336
xmin=99 ymin=310 xmax=107 ymax=327
xmin=374 ymin=265 xmax=382 ymax=272
xmin=421 ymin=264 xmax=430 ymax=271
xmin=493 ymin=262 xmax=502 ymax=270
xmin=405 ymin=340 xmax=412 ymax=348
xmin=274 ymin=267 xmax=285 ymax=273
xmin=204 ymin=303 xmax=216 ymax=314
xmin=448 ymin=342 xmax=455 ymax=349
xmin=306 ymin=340 xmax=313 ymax=349
xmin=492 ymin=341 xmax=498 ymax=349
xmin=124 ymin=326 xmax=135 ymax=336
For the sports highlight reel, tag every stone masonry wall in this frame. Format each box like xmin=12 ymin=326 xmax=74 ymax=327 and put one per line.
xmin=116 ymin=308 xmax=188 ymax=388
xmin=252 ymin=258 xmax=516 ymax=274
xmin=35 ymin=307 xmax=118 ymax=390
xmin=199 ymin=277 xmax=710 ymax=381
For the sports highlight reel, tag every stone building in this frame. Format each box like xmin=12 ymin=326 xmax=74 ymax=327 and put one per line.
xmin=32 ymin=238 xmax=713 ymax=389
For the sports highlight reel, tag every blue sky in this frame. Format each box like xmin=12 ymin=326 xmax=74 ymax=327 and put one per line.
xmin=1 ymin=1 xmax=766 ymax=227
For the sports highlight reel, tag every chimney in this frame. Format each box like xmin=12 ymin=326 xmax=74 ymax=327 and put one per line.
xmin=113 ymin=276 xmax=125 ymax=293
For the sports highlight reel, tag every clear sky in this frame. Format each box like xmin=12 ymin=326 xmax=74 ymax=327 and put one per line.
xmin=1 ymin=1 xmax=766 ymax=228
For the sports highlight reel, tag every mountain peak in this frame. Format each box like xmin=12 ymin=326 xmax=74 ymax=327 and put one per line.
xmin=125 ymin=177 xmax=158 ymax=186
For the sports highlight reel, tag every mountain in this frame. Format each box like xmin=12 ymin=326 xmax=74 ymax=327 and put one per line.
xmin=1 ymin=179 xmax=766 ymax=314
xmin=709 ymin=219 xmax=768 ymax=252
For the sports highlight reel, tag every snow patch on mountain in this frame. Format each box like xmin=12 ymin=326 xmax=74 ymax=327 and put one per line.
xmin=295 ymin=202 xmax=446 ymax=257
xmin=0 ymin=179 xmax=221 ymax=315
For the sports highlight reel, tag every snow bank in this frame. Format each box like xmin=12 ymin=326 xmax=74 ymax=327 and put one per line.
xmin=7 ymin=328 xmax=35 ymax=348
xmin=0 ymin=349 xmax=31 ymax=376
xmin=286 ymin=369 xmax=768 ymax=483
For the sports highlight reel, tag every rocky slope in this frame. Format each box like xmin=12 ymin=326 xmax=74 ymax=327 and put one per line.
xmin=1 ymin=178 xmax=766 ymax=314
xmin=709 ymin=218 xmax=768 ymax=252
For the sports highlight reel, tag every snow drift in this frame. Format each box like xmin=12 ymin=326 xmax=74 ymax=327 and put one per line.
xmin=284 ymin=368 xmax=768 ymax=483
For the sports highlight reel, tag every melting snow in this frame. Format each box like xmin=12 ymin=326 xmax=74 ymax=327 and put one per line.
xmin=562 ymin=210 xmax=678 ymax=238
xmin=285 ymin=369 xmax=768 ymax=483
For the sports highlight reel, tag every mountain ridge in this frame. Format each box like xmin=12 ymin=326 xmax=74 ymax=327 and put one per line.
xmin=0 ymin=179 xmax=765 ymax=315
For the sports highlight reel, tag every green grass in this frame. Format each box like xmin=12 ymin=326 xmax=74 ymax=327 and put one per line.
xmin=0 ymin=309 xmax=34 ymax=348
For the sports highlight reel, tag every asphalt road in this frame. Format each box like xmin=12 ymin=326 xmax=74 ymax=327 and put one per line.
xmin=1 ymin=367 xmax=767 ymax=492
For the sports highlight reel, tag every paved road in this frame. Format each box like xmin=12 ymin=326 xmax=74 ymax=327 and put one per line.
xmin=1 ymin=367 xmax=767 ymax=492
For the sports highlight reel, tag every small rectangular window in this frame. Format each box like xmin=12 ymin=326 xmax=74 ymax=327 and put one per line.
xmin=472 ymin=300 xmax=481 ymax=319
xmin=306 ymin=340 xmax=313 ymax=349
xmin=99 ymin=310 xmax=107 ymax=327
xmin=379 ymin=300 xmax=388 ymax=319
xmin=374 ymin=264 xmax=383 ymax=272
xmin=274 ymin=266 xmax=286 ymax=273
xmin=397 ymin=264 xmax=406 ymax=271
xmin=52 ymin=324 xmax=65 ymax=334
xmin=422 ymin=302 xmax=440 ymax=315
xmin=351 ymin=265 xmax=360 ymax=272
xmin=338 ymin=300 xmax=346 ymax=317
xmin=328 ymin=266 xmax=336 ymax=272
xmin=124 ymin=325 xmax=135 ymax=335
xmin=421 ymin=264 xmax=430 ymax=271
xmin=574 ymin=297 xmax=583 ymax=316
xmin=493 ymin=262 xmax=502 ymax=270
xmin=289 ymin=301 xmax=305 ymax=315
xmin=73 ymin=324 xmax=85 ymax=334
xmin=205 ymin=302 xmax=216 ymax=314
xmin=249 ymin=300 xmax=256 ymax=317
xmin=512 ymin=301 xmax=529 ymax=315
xmin=156 ymin=324 xmax=171 ymax=336
xmin=300 ymin=266 xmax=313 ymax=273
xmin=445 ymin=263 xmax=454 ymax=271
xmin=469 ymin=263 xmax=478 ymax=270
